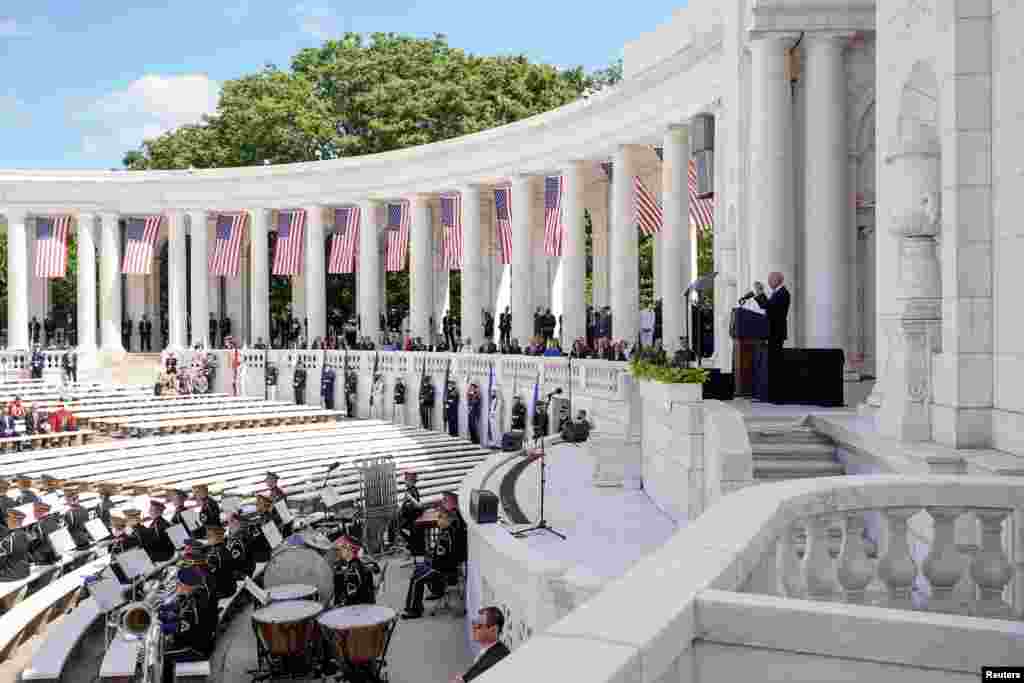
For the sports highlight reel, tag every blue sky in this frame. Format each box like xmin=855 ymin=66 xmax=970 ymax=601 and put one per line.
xmin=0 ymin=1 xmax=686 ymax=170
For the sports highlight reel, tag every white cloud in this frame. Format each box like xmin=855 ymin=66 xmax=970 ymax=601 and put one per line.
xmin=291 ymin=2 xmax=341 ymax=40
xmin=224 ymin=0 xmax=250 ymax=24
xmin=71 ymin=74 xmax=220 ymax=158
xmin=0 ymin=17 xmax=24 ymax=36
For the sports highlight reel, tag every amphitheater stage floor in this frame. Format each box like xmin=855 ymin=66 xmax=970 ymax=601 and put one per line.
xmin=511 ymin=442 xmax=678 ymax=582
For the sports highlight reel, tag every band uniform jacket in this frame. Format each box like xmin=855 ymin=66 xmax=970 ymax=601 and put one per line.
xmin=15 ymin=489 xmax=38 ymax=506
xmin=293 ymin=367 xmax=307 ymax=389
xmin=165 ymin=589 xmax=218 ymax=658
xmin=136 ymin=517 xmax=175 ymax=563
xmin=63 ymin=505 xmax=92 ymax=549
xmin=205 ymin=543 xmax=237 ymax=599
xmin=194 ymin=498 xmax=222 ymax=540
xmin=334 ymin=558 xmax=376 ymax=607
xmin=431 ymin=522 xmax=466 ymax=573
xmin=226 ymin=530 xmax=254 ymax=578
xmin=27 ymin=516 xmax=60 ymax=566
xmin=463 ymin=641 xmax=511 ymax=682
xmin=754 ymin=285 xmax=791 ymax=346
xmin=0 ymin=528 xmax=30 ymax=581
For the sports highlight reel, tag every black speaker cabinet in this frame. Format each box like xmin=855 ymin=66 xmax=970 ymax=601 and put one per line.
xmin=702 ymin=369 xmax=735 ymax=401
xmin=470 ymin=489 xmax=499 ymax=524
xmin=501 ymin=431 xmax=524 ymax=451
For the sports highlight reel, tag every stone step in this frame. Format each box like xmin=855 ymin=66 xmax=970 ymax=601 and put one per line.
xmin=747 ymin=429 xmax=832 ymax=445
xmin=754 ymin=460 xmax=846 ymax=478
xmin=750 ymin=442 xmax=836 ymax=459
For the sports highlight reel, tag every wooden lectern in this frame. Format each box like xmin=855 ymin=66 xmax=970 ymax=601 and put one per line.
xmin=730 ymin=307 xmax=769 ymax=397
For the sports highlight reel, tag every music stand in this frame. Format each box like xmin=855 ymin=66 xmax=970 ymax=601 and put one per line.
xmin=683 ymin=272 xmax=718 ymax=368
xmin=512 ymin=438 xmax=565 ymax=540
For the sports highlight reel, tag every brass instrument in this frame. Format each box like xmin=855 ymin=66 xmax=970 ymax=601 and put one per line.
xmin=114 ymin=566 xmax=175 ymax=683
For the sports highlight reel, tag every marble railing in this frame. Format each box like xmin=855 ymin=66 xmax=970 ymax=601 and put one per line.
xmin=0 ymin=350 xmax=75 ymax=379
xmin=473 ymin=475 xmax=1023 ymax=683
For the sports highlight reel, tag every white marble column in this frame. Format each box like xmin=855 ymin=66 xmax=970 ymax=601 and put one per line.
xmin=359 ymin=200 xmax=381 ymax=340
xmin=250 ymin=208 xmax=270 ymax=346
xmin=662 ymin=125 xmax=692 ymax=353
xmin=409 ymin=195 xmax=433 ymax=340
xmin=510 ymin=175 xmax=536 ymax=342
xmin=612 ymin=145 xmax=641 ymax=343
xmin=99 ymin=212 xmax=123 ymax=352
xmin=562 ymin=162 xmax=587 ymax=345
xmin=166 ymin=210 xmax=188 ymax=348
xmin=187 ymin=210 xmax=209 ymax=347
xmin=304 ymin=205 xmax=326 ymax=342
xmin=460 ymin=185 xmax=483 ymax=346
xmin=75 ymin=213 xmax=97 ymax=350
xmin=803 ymin=35 xmax=849 ymax=351
xmin=748 ymin=36 xmax=796 ymax=286
xmin=4 ymin=210 xmax=28 ymax=349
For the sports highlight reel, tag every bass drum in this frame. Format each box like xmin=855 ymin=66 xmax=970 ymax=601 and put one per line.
xmin=263 ymin=545 xmax=334 ymax=607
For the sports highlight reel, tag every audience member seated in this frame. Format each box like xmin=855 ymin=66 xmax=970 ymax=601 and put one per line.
xmin=8 ymin=396 xmax=24 ymax=418
xmin=0 ymin=510 xmax=30 ymax=582
xmin=402 ymin=508 xmax=465 ymax=619
xmin=333 ymin=536 xmax=376 ymax=607
xmin=451 ymin=606 xmax=511 ymax=682
xmin=48 ymin=401 xmax=77 ymax=432
xmin=0 ymin=405 xmax=17 ymax=438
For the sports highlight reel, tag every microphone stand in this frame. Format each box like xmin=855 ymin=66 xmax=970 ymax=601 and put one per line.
xmin=512 ymin=437 xmax=565 ymax=540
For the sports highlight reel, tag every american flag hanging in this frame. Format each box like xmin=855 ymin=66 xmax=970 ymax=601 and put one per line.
xmin=494 ymin=187 xmax=512 ymax=265
xmin=34 ymin=216 xmax=71 ymax=278
xmin=272 ymin=209 xmax=305 ymax=276
xmin=121 ymin=215 xmax=162 ymax=274
xmin=633 ymin=176 xmax=663 ymax=236
xmin=543 ymin=175 xmax=565 ymax=257
xmin=208 ymin=212 xmax=247 ymax=278
xmin=329 ymin=206 xmax=360 ymax=274
xmin=384 ymin=202 xmax=410 ymax=272
xmin=440 ymin=194 xmax=463 ymax=270
xmin=652 ymin=146 xmax=714 ymax=233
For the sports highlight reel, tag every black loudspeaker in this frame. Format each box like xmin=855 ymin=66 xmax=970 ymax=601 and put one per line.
xmin=560 ymin=421 xmax=590 ymax=443
xmin=702 ymin=369 xmax=735 ymax=401
xmin=470 ymin=489 xmax=499 ymax=524
xmin=501 ymin=431 xmax=524 ymax=451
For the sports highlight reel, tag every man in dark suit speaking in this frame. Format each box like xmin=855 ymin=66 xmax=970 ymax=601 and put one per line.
xmin=451 ymin=606 xmax=510 ymax=682
xmin=753 ymin=271 xmax=791 ymax=349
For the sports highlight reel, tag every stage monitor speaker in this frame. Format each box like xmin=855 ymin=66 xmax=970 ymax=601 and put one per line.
xmin=561 ymin=420 xmax=590 ymax=443
xmin=695 ymin=150 xmax=714 ymax=197
xmin=470 ymin=489 xmax=499 ymax=524
xmin=702 ymin=369 xmax=735 ymax=401
xmin=692 ymin=113 xmax=715 ymax=152
xmin=501 ymin=431 xmax=524 ymax=451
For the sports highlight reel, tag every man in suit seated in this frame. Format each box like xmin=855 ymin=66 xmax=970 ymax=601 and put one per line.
xmin=451 ymin=606 xmax=511 ymax=682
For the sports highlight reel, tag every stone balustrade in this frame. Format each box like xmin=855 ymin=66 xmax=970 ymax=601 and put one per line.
xmin=0 ymin=350 xmax=75 ymax=381
xmin=468 ymin=474 xmax=1022 ymax=683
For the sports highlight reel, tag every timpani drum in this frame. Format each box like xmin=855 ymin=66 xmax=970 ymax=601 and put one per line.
xmin=267 ymin=583 xmax=319 ymax=603
xmin=264 ymin=544 xmax=335 ymax=606
xmin=318 ymin=605 xmax=397 ymax=682
xmin=299 ymin=528 xmax=334 ymax=554
xmin=251 ymin=599 xmax=323 ymax=672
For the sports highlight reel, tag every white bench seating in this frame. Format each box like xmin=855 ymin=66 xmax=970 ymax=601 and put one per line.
xmin=20 ymin=597 xmax=101 ymax=682
xmin=0 ymin=430 xmax=95 ymax=452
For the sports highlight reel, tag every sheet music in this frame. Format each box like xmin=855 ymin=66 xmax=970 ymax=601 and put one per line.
xmin=181 ymin=508 xmax=200 ymax=531
xmin=85 ymin=518 xmax=110 ymax=542
xmin=243 ymin=576 xmax=269 ymax=606
xmin=321 ymin=487 xmax=340 ymax=508
xmin=166 ymin=524 xmax=189 ymax=549
xmin=91 ymin=576 xmax=126 ymax=613
xmin=116 ymin=548 xmax=154 ymax=579
xmin=48 ymin=528 xmax=76 ymax=555
xmin=273 ymin=500 xmax=293 ymax=525
xmin=261 ymin=521 xmax=283 ymax=549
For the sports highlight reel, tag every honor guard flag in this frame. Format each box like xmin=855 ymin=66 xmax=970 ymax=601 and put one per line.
xmin=329 ymin=206 xmax=360 ymax=274
xmin=384 ymin=202 xmax=410 ymax=272
xmin=651 ymin=147 xmax=714 ymax=233
xmin=209 ymin=212 xmax=247 ymax=277
xmin=494 ymin=187 xmax=512 ymax=265
xmin=273 ymin=209 xmax=305 ymax=276
xmin=543 ymin=176 xmax=565 ymax=256
xmin=633 ymin=176 xmax=663 ymax=236
xmin=34 ymin=216 xmax=71 ymax=278
xmin=122 ymin=215 xmax=162 ymax=274
xmin=440 ymin=194 xmax=463 ymax=270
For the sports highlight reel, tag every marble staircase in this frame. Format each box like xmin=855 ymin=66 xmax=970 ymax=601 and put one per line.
xmin=103 ymin=352 xmax=162 ymax=387
xmin=745 ymin=417 xmax=845 ymax=481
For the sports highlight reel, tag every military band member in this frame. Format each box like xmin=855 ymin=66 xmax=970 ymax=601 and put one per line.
xmin=95 ymin=483 xmax=117 ymax=529
xmin=264 ymin=472 xmax=287 ymax=504
xmin=204 ymin=525 xmax=236 ymax=599
xmin=333 ymin=536 xmax=376 ymax=607
xmin=419 ymin=374 xmax=434 ymax=430
xmin=445 ymin=380 xmax=460 ymax=437
xmin=61 ymin=486 xmax=92 ymax=549
xmin=160 ymin=567 xmax=218 ymax=683
xmin=0 ymin=510 xmax=30 ymax=582
xmin=226 ymin=513 xmax=255 ymax=579
xmin=402 ymin=509 xmax=464 ymax=619
xmin=169 ymin=489 xmax=189 ymax=532
xmin=345 ymin=368 xmax=358 ymax=417
xmin=399 ymin=471 xmax=426 ymax=556
xmin=136 ymin=498 xmax=175 ymax=562
xmin=393 ymin=377 xmax=406 ymax=424
xmin=321 ymin=365 xmax=336 ymax=410
xmin=293 ymin=363 xmax=307 ymax=405
xmin=27 ymin=502 xmax=60 ymax=566
xmin=467 ymin=382 xmax=482 ymax=444
xmin=246 ymin=495 xmax=275 ymax=563
xmin=14 ymin=476 xmax=38 ymax=506
xmin=265 ymin=361 xmax=279 ymax=401
xmin=263 ymin=472 xmax=293 ymax=536
xmin=191 ymin=484 xmax=221 ymax=540
xmin=0 ymin=479 xmax=15 ymax=528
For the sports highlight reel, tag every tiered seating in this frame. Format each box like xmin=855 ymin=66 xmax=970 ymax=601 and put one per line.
xmin=96 ymin=404 xmax=343 ymax=435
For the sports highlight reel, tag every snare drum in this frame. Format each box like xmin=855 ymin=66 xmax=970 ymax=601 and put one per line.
xmin=267 ymin=583 xmax=318 ymax=603
xmin=252 ymin=599 xmax=323 ymax=658
xmin=318 ymin=604 xmax=397 ymax=676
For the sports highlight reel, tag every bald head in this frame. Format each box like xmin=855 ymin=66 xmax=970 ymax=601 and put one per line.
xmin=768 ymin=272 xmax=785 ymax=289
